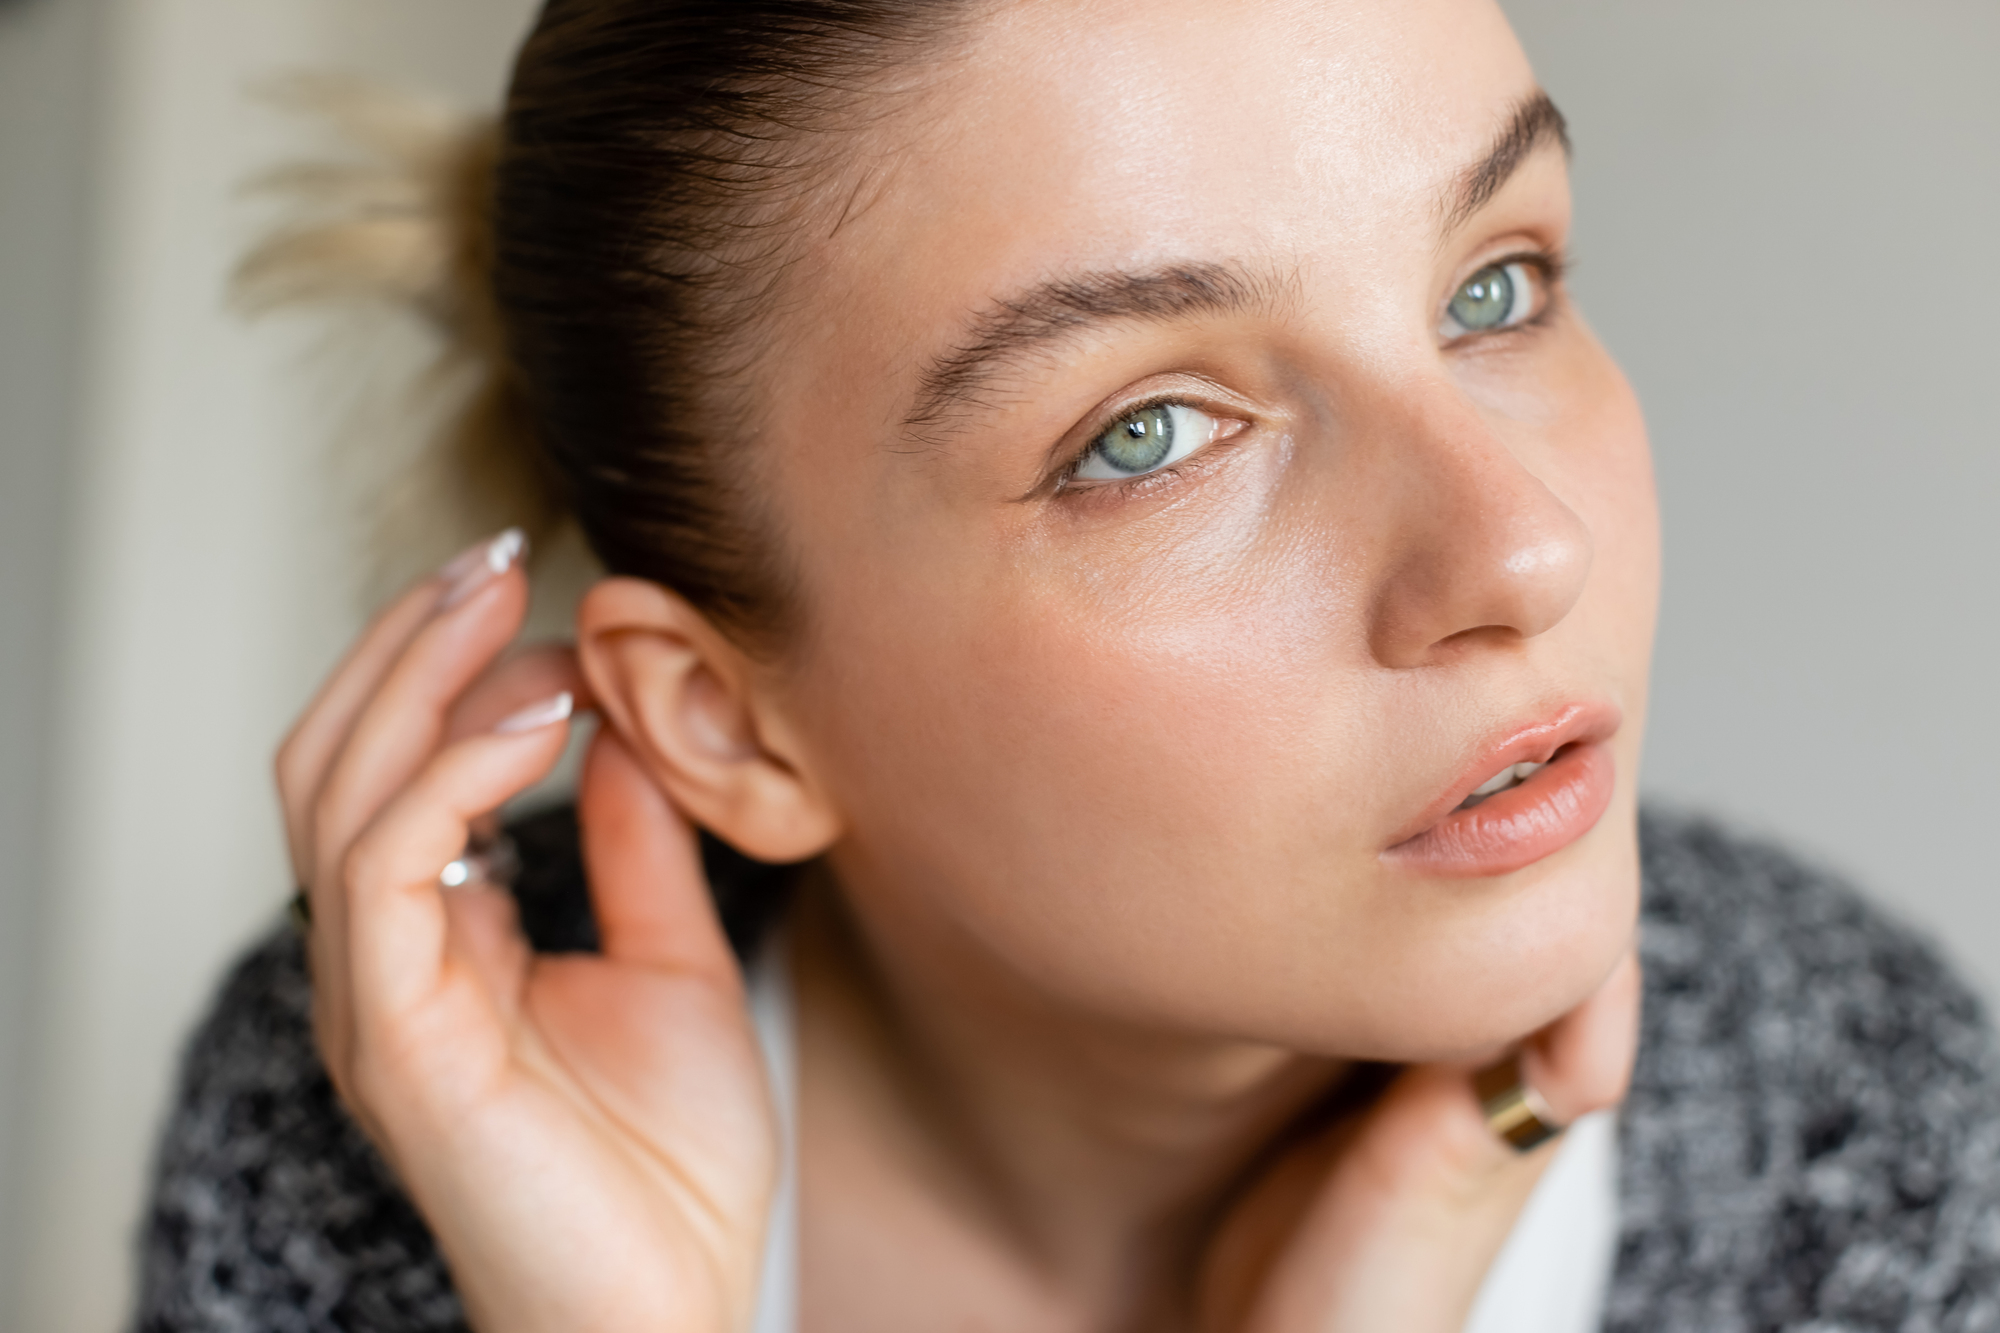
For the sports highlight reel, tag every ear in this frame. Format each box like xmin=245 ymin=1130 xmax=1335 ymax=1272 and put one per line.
xmin=576 ymin=576 xmax=840 ymax=864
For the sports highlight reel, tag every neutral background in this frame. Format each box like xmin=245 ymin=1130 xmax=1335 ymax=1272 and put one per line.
xmin=1 ymin=1 xmax=1993 ymax=1328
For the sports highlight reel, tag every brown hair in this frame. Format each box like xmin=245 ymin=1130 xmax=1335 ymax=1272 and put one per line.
xmin=241 ymin=1 xmax=974 ymax=643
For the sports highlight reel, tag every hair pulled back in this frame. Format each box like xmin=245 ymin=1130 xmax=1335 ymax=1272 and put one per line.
xmin=243 ymin=0 xmax=972 ymax=644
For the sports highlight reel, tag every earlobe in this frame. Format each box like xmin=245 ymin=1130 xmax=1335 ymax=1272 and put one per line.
xmin=575 ymin=577 xmax=840 ymax=864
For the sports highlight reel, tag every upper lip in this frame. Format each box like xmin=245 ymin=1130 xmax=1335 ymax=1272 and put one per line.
xmin=1385 ymin=699 xmax=1623 ymax=849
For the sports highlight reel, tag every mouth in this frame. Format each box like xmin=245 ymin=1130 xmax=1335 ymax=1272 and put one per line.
xmin=1383 ymin=701 xmax=1621 ymax=878
xmin=1454 ymin=757 xmax=1550 ymax=810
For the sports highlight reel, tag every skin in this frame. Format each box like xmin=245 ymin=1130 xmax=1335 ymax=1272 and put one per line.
xmin=281 ymin=0 xmax=1659 ymax=1328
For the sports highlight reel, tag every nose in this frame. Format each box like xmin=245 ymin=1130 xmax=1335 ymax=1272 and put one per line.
xmin=1365 ymin=384 xmax=1593 ymax=668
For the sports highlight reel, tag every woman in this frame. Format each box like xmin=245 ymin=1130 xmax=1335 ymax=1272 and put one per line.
xmin=137 ymin=0 xmax=2000 ymax=1329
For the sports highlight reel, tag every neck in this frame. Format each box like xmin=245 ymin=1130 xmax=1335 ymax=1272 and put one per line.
xmin=790 ymin=868 xmax=1349 ymax=1326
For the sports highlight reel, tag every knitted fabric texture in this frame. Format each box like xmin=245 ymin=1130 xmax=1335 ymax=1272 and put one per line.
xmin=133 ymin=812 xmax=2000 ymax=1331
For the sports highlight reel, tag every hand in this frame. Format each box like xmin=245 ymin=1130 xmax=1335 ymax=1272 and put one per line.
xmin=1200 ymin=949 xmax=1642 ymax=1333
xmin=277 ymin=532 xmax=777 ymax=1333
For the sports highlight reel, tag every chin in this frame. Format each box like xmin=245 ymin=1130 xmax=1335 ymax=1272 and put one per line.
xmin=1298 ymin=815 xmax=1643 ymax=1065
xmin=1429 ymin=827 xmax=1639 ymax=1062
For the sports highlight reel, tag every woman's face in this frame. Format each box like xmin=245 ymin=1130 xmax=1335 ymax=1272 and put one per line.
xmin=755 ymin=0 xmax=1657 ymax=1059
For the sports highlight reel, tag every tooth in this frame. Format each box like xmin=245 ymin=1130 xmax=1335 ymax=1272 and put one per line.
xmin=1513 ymin=761 xmax=1544 ymax=782
xmin=1470 ymin=769 xmax=1513 ymax=798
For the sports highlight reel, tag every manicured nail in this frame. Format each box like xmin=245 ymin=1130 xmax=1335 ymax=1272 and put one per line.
xmin=493 ymin=691 xmax=573 ymax=735
xmin=438 ymin=527 xmax=528 ymax=610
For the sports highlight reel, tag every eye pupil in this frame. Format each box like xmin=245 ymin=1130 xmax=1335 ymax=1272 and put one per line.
xmin=1449 ymin=264 xmax=1517 ymax=332
xmin=1095 ymin=405 xmax=1176 ymax=474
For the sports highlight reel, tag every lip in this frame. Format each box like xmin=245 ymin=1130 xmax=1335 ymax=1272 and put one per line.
xmin=1383 ymin=700 xmax=1621 ymax=878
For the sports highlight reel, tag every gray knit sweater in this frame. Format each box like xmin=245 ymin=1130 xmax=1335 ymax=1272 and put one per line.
xmin=133 ymin=812 xmax=2000 ymax=1331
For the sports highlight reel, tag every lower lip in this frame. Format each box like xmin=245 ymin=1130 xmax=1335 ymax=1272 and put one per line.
xmin=1384 ymin=741 xmax=1615 ymax=878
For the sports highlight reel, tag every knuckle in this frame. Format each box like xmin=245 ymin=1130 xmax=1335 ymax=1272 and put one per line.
xmin=340 ymin=833 xmax=389 ymax=898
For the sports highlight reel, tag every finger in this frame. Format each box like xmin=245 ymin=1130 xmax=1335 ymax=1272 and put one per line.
xmin=308 ymin=551 xmax=529 ymax=946
xmin=278 ymin=530 xmax=527 ymax=883
xmin=279 ymin=577 xmax=443 ymax=884
xmin=296 ymin=566 xmax=474 ymax=1085
xmin=441 ymin=887 xmax=533 ymax=1026
xmin=341 ymin=699 xmax=574 ymax=1035
xmin=578 ymin=729 xmax=739 ymax=987
xmin=443 ymin=641 xmax=592 ymax=745
xmin=442 ymin=643 xmax=592 ymax=846
xmin=305 ymin=557 xmax=531 ymax=1073
xmin=1521 ymin=946 xmax=1642 ymax=1125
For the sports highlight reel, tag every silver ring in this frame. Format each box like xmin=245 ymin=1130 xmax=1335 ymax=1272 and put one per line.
xmin=439 ymin=832 xmax=520 ymax=891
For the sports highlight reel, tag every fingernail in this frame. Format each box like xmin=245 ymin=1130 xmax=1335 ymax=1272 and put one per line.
xmin=438 ymin=527 xmax=528 ymax=610
xmin=493 ymin=691 xmax=573 ymax=735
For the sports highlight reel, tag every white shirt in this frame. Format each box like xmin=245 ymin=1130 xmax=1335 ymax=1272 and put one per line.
xmin=743 ymin=946 xmax=1617 ymax=1333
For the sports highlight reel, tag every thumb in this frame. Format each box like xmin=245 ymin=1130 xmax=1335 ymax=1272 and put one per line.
xmin=578 ymin=727 xmax=739 ymax=988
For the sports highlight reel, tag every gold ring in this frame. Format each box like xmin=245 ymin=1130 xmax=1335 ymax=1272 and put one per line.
xmin=1474 ymin=1054 xmax=1563 ymax=1153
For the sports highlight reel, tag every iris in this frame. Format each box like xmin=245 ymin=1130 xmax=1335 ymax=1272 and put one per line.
xmin=1094 ymin=406 xmax=1176 ymax=475
xmin=1449 ymin=264 xmax=1517 ymax=332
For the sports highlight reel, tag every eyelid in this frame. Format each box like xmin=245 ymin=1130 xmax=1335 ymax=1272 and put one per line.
xmin=1459 ymin=242 xmax=1567 ymax=290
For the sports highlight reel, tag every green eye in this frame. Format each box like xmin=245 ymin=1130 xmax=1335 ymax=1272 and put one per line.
xmin=1096 ymin=406 xmax=1174 ymax=473
xmin=1074 ymin=403 xmax=1218 ymax=482
xmin=1445 ymin=261 xmax=1535 ymax=335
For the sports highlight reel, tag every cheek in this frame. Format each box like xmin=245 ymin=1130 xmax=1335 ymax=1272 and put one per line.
xmin=838 ymin=536 xmax=1354 ymax=859
xmin=1562 ymin=354 xmax=1661 ymax=722
xmin=796 ymin=479 xmax=1390 ymax=1011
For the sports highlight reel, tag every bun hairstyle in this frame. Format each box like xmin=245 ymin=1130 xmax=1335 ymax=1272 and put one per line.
xmin=237 ymin=77 xmax=553 ymax=598
xmin=242 ymin=1 xmax=971 ymax=645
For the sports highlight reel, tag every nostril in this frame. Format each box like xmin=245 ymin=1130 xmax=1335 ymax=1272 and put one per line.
xmin=1433 ymin=623 xmax=1527 ymax=654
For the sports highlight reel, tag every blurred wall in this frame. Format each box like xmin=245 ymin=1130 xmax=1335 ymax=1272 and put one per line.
xmin=0 ymin=2 xmax=1993 ymax=1330
xmin=0 ymin=3 xmax=540 ymax=1330
xmin=1505 ymin=0 xmax=2000 ymax=993
xmin=0 ymin=0 xmax=106 ymax=1311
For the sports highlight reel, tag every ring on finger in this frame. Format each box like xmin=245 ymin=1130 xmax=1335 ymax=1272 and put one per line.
xmin=288 ymin=832 xmax=520 ymax=936
xmin=1474 ymin=1054 xmax=1563 ymax=1153
xmin=439 ymin=831 xmax=521 ymax=891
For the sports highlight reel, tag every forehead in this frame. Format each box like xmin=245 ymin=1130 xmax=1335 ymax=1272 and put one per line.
xmin=776 ymin=0 xmax=1539 ymax=416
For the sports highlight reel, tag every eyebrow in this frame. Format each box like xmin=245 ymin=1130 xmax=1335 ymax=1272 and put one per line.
xmin=1440 ymin=90 xmax=1571 ymax=237
xmin=901 ymin=92 xmax=1569 ymax=443
xmin=903 ymin=261 xmax=1282 ymax=442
